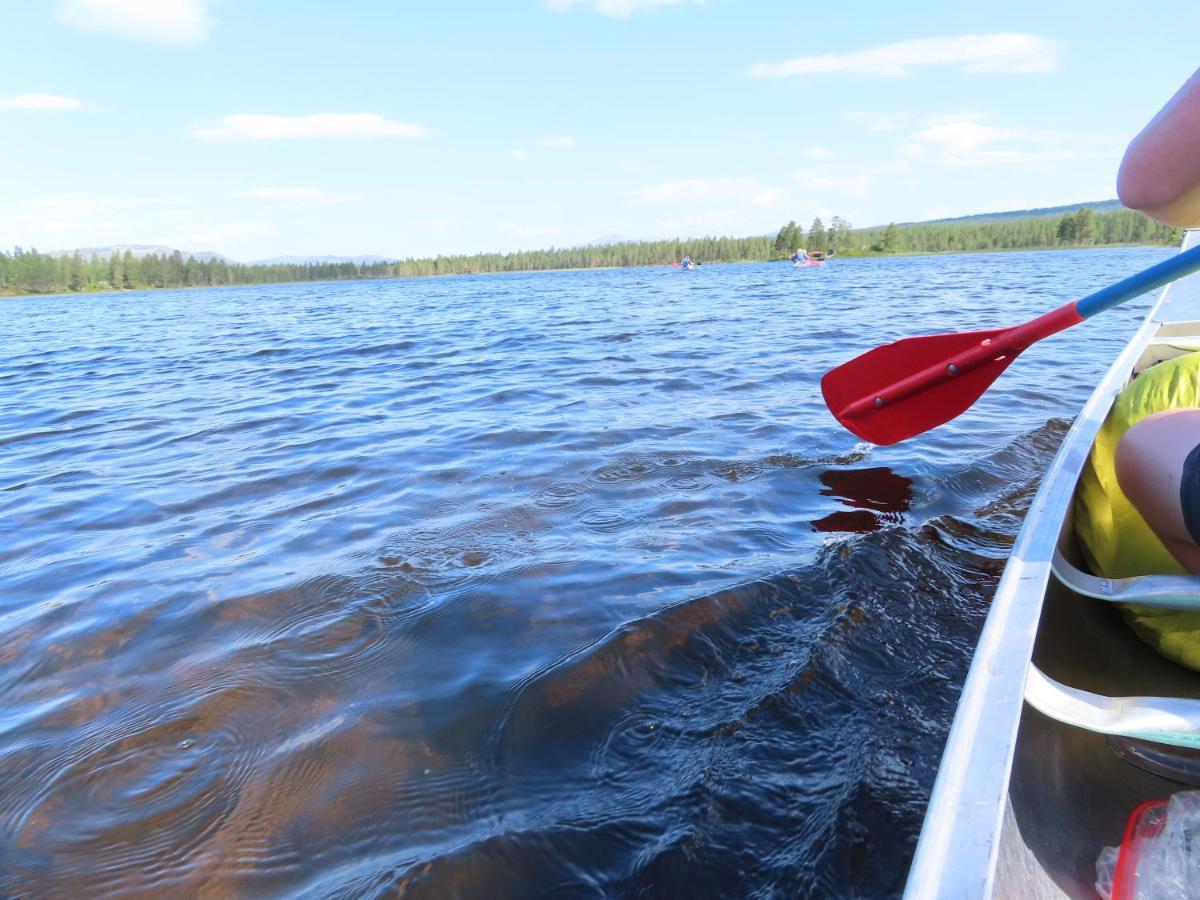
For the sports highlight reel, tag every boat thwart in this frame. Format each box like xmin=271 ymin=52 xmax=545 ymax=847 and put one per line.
xmin=907 ymin=230 xmax=1200 ymax=898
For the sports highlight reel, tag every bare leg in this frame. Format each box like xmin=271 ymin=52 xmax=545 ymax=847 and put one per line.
xmin=1115 ymin=409 xmax=1200 ymax=574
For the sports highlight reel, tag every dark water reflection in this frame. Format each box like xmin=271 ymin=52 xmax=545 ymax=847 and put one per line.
xmin=0 ymin=249 xmax=1169 ymax=896
xmin=811 ymin=467 xmax=915 ymax=534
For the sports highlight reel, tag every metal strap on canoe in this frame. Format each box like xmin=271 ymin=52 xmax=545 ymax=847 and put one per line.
xmin=1051 ymin=549 xmax=1200 ymax=610
xmin=1040 ymin=555 xmax=1200 ymax=745
xmin=1025 ymin=664 xmax=1200 ymax=749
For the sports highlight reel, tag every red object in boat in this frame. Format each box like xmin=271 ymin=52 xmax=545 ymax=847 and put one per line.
xmin=1112 ymin=798 xmax=1169 ymax=899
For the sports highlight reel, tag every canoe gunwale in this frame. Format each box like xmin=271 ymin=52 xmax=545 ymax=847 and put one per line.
xmin=904 ymin=232 xmax=1200 ymax=899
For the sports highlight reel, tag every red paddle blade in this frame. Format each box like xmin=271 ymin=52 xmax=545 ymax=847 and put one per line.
xmin=821 ymin=327 xmax=1020 ymax=445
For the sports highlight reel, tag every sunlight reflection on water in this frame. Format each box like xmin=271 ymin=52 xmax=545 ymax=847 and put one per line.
xmin=0 ymin=247 xmax=1170 ymax=896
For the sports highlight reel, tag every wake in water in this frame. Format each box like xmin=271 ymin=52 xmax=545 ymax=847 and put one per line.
xmin=0 ymin=420 xmax=1068 ymax=898
xmin=3 ymin=251 xmax=1153 ymax=896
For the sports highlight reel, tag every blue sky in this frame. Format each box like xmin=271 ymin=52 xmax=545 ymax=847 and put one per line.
xmin=2 ymin=0 xmax=1197 ymax=260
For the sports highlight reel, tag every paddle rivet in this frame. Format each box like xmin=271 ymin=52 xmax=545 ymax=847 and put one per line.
xmin=874 ymin=397 xmax=884 ymax=408
xmin=947 ymin=364 xmax=959 ymax=375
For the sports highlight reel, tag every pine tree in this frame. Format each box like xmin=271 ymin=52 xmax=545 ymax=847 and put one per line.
xmin=879 ymin=223 xmax=899 ymax=253
xmin=773 ymin=223 xmax=790 ymax=257
xmin=829 ymin=216 xmax=852 ymax=254
xmin=108 ymin=252 xmax=123 ymax=289
xmin=808 ymin=217 xmax=827 ymax=253
xmin=785 ymin=221 xmax=802 ymax=252
xmin=122 ymin=250 xmax=138 ymax=288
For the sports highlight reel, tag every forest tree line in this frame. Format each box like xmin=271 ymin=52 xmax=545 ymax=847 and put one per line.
xmin=0 ymin=207 xmax=1184 ymax=296
xmin=772 ymin=207 xmax=1181 ymax=257
xmin=0 ymin=237 xmax=775 ymax=296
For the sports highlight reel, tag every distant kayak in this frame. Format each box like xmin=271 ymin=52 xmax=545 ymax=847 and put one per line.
xmin=793 ymin=259 xmax=823 ymax=268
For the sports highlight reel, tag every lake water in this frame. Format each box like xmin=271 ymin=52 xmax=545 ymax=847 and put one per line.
xmin=0 ymin=247 xmax=1172 ymax=897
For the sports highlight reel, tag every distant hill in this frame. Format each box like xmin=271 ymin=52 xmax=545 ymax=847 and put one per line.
xmin=248 ymin=255 xmax=394 ymax=266
xmin=54 ymin=244 xmax=228 ymax=263
xmin=906 ymin=199 xmax=1123 ymax=228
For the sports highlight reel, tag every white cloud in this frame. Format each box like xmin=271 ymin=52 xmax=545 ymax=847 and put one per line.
xmin=793 ymin=160 xmax=910 ymax=200
xmin=749 ymin=33 xmax=1058 ymax=79
xmin=231 ymin=187 xmax=359 ymax=207
xmin=916 ymin=120 xmax=1022 ymax=155
xmin=194 ymin=113 xmax=430 ymax=141
xmin=793 ymin=170 xmax=874 ymax=199
xmin=0 ymin=192 xmax=278 ymax=257
xmin=938 ymin=147 xmax=1115 ymax=167
xmin=501 ymin=222 xmax=566 ymax=239
xmin=415 ymin=216 xmax=477 ymax=232
xmin=634 ymin=177 xmax=784 ymax=207
xmin=843 ymin=111 xmax=914 ymax=133
xmin=511 ymin=138 xmax=574 ymax=159
xmin=0 ymin=94 xmax=85 ymax=111
xmin=0 ymin=193 xmax=187 ymax=249
xmin=546 ymin=0 xmax=704 ymax=18
xmin=801 ymin=147 xmax=834 ymax=160
xmin=653 ymin=209 xmax=742 ymax=235
xmin=847 ymin=109 xmax=1121 ymax=168
xmin=168 ymin=222 xmax=274 ymax=247
xmin=57 ymin=0 xmax=214 ymax=44
xmin=2 ymin=193 xmax=175 ymax=232
xmin=912 ymin=115 xmax=1120 ymax=166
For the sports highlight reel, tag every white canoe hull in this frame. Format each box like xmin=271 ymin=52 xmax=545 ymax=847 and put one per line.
xmin=907 ymin=230 xmax=1200 ymax=898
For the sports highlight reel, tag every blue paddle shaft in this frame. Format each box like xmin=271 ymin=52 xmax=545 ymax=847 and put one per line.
xmin=1077 ymin=241 xmax=1200 ymax=319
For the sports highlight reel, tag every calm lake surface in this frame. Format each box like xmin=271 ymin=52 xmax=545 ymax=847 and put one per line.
xmin=0 ymin=247 xmax=1173 ymax=897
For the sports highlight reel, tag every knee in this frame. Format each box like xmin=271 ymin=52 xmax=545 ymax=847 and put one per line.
xmin=1115 ymin=411 xmax=1198 ymax=551
xmin=1115 ymin=417 xmax=1159 ymax=510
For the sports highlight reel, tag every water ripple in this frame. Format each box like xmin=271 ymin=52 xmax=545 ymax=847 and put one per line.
xmin=0 ymin=249 xmax=1170 ymax=896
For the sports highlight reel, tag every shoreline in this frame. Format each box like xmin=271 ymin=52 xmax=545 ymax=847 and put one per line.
xmin=0 ymin=242 xmax=1174 ymax=301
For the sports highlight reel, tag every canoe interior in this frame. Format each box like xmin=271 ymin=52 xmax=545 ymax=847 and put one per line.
xmin=904 ymin=235 xmax=1200 ymax=899
xmin=999 ymin=328 xmax=1200 ymax=898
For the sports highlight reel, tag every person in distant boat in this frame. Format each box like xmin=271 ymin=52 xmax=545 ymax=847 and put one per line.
xmin=791 ymin=248 xmax=809 ymax=264
xmin=680 ymin=255 xmax=692 ymax=268
xmin=1110 ymin=66 xmax=1200 ymax=573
